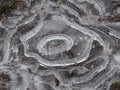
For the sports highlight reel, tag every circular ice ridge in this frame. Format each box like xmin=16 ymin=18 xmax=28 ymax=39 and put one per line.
xmin=37 ymin=34 xmax=74 ymax=55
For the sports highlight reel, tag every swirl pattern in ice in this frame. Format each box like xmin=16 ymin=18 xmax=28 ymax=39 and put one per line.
xmin=0 ymin=0 xmax=120 ymax=90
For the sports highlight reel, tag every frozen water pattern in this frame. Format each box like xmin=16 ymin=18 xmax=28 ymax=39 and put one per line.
xmin=0 ymin=0 xmax=120 ymax=90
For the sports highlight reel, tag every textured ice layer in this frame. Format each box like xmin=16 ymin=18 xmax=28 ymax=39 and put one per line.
xmin=0 ymin=0 xmax=120 ymax=90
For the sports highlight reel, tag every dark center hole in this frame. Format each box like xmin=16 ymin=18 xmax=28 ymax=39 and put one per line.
xmin=110 ymin=82 xmax=120 ymax=90
xmin=0 ymin=73 xmax=10 ymax=82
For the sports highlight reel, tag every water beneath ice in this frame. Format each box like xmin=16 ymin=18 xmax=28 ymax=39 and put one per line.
xmin=0 ymin=0 xmax=120 ymax=90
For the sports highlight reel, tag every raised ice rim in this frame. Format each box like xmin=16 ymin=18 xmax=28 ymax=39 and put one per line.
xmin=20 ymin=15 xmax=106 ymax=67
xmin=37 ymin=34 xmax=74 ymax=55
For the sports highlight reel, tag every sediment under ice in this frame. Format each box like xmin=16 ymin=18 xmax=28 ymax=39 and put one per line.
xmin=0 ymin=0 xmax=120 ymax=90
